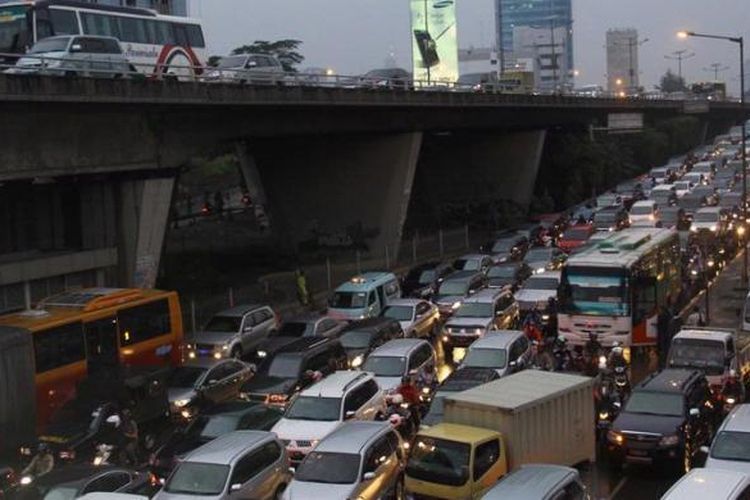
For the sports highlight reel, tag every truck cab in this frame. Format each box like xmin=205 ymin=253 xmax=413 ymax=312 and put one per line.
xmin=405 ymin=423 xmax=507 ymax=499
xmin=667 ymin=327 xmax=746 ymax=388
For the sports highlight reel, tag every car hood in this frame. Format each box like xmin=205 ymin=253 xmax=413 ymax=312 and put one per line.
xmin=17 ymin=51 xmax=65 ymax=66
xmin=446 ymin=317 xmax=492 ymax=329
xmin=525 ymin=260 xmax=549 ymax=271
xmin=242 ymin=375 xmax=296 ymax=395
xmin=168 ymin=388 xmax=197 ymax=404
xmin=375 ymin=376 xmax=402 ymax=391
xmin=271 ymin=418 xmax=340 ymax=443
xmin=612 ymin=411 xmax=683 ymax=436
xmin=191 ymin=331 xmax=235 ymax=345
xmin=284 ymin=481 xmax=355 ymax=500
xmin=704 ymin=457 xmax=750 ymax=475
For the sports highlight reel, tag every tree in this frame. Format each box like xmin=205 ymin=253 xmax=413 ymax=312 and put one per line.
xmin=230 ymin=39 xmax=305 ymax=73
xmin=207 ymin=55 xmax=221 ymax=67
xmin=659 ymin=69 xmax=686 ymax=93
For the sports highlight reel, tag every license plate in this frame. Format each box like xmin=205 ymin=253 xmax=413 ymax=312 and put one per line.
xmin=628 ymin=449 xmax=648 ymax=457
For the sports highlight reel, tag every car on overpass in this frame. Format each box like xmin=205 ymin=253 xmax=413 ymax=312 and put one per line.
xmin=204 ymin=53 xmax=286 ymax=85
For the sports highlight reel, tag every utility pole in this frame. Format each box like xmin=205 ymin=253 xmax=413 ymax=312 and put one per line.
xmin=703 ymin=63 xmax=730 ymax=81
xmin=664 ymin=49 xmax=696 ymax=80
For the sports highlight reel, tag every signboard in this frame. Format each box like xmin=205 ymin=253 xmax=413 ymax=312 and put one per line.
xmin=410 ymin=0 xmax=459 ymax=85
xmin=607 ymin=113 xmax=644 ymax=132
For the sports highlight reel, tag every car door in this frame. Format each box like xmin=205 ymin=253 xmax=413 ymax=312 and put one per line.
xmin=228 ymin=447 xmax=269 ymax=499
xmin=356 ymin=379 xmax=382 ymax=419
xmin=240 ymin=312 xmax=257 ymax=351
xmin=356 ymin=436 xmax=397 ymax=500
xmin=471 ymin=439 xmax=502 ymax=497
xmin=202 ymin=363 xmax=234 ymax=403
xmin=412 ymin=303 xmax=429 ymax=337
xmin=343 ymin=385 xmax=368 ymax=421
xmin=81 ymin=471 xmax=132 ymax=495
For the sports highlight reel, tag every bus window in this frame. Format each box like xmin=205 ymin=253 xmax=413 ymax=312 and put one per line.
xmin=155 ymin=21 xmax=174 ymax=45
xmin=185 ymin=24 xmax=205 ymax=48
xmin=34 ymin=322 xmax=85 ymax=373
xmin=173 ymin=23 xmax=188 ymax=47
xmin=84 ymin=316 xmax=119 ymax=374
xmin=119 ymin=16 xmax=147 ymax=44
xmin=81 ymin=12 xmax=120 ymax=39
xmin=118 ymin=299 xmax=171 ymax=346
xmin=34 ymin=7 xmax=52 ymax=40
xmin=0 ymin=4 xmax=31 ymax=53
xmin=49 ymin=8 xmax=79 ymax=36
xmin=633 ymin=276 xmax=657 ymax=324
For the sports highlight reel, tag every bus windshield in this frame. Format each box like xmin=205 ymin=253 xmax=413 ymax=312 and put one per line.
xmin=561 ymin=268 xmax=629 ymax=316
xmin=0 ymin=5 xmax=29 ymax=53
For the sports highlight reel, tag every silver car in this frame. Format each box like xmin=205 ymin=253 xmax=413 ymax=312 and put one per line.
xmin=155 ymin=431 xmax=291 ymax=500
xmin=704 ymin=404 xmax=750 ymax=474
xmin=7 ymin=35 xmax=130 ymax=78
xmin=204 ymin=53 xmax=285 ymax=84
xmin=187 ymin=304 xmax=279 ymax=359
xmin=481 ymin=464 xmax=589 ymax=499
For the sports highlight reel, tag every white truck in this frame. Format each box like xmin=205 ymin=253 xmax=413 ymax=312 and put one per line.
xmin=667 ymin=327 xmax=750 ymax=389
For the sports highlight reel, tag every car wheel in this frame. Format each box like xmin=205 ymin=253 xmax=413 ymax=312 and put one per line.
xmin=231 ymin=346 xmax=243 ymax=359
xmin=273 ymin=484 xmax=286 ymax=500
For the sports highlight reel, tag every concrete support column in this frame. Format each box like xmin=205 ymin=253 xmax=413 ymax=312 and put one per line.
xmin=117 ymin=176 xmax=175 ymax=288
xmin=251 ymin=132 xmax=423 ymax=256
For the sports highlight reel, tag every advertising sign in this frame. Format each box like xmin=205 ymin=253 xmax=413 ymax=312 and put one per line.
xmin=410 ymin=0 xmax=458 ymax=85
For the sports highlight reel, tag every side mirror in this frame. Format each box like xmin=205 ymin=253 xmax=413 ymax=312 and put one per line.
xmin=362 ymin=472 xmax=376 ymax=481
xmin=207 ymin=379 xmax=218 ymax=387
xmin=509 ymin=361 xmax=517 ymax=368
xmin=70 ymin=43 xmax=82 ymax=52
xmin=288 ymin=467 xmax=295 ymax=475
xmin=230 ymin=484 xmax=242 ymax=492
xmin=699 ymin=445 xmax=710 ymax=455
xmin=345 ymin=410 xmax=356 ymax=420
xmin=689 ymin=408 xmax=700 ymax=418
xmin=408 ymin=368 xmax=419 ymax=376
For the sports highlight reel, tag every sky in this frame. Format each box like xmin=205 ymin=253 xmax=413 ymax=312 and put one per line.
xmin=188 ymin=0 xmax=750 ymax=94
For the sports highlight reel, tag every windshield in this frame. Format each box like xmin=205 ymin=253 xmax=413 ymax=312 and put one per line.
xmin=362 ymin=356 xmax=406 ymax=377
xmin=625 ymin=392 xmax=684 ymax=417
xmin=0 ymin=5 xmax=28 ymax=53
xmin=674 ymin=182 xmax=690 ymax=190
xmin=438 ymin=281 xmax=468 ymax=296
xmin=668 ymin=338 xmax=726 ymax=375
xmin=330 ymin=291 xmax=367 ymax=309
xmin=560 ymin=268 xmax=629 ymax=316
xmin=285 ymin=396 xmax=341 ymax=421
xmin=382 ymin=305 xmax=414 ymax=322
xmin=523 ymin=276 xmax=559 ymax=291
xmin=165 ymin=462 xmax=229 ymax=495
xmin=454 ymin=302 xmax=493 ymax=318
xmin=30 ymin=37 xmax=69 ymax=54
xmin=525 ymin=248 xmax=553 ymax=261
xmin=453 ymin=259 xmax=479 ymax=271
xmin=339 ymin=329 xmax=374 ymax=349
xmin=295 ymin=452 xmax=360 ymax=484
xmin=216 ymin=55 xmax=246 ymax=68
xmin=711 ymin=431 xmax=750 ymax=462
xmin=563 ymin=228 xmax=591 ymax=240
xmin=406 ymin=437 xmax=471 ymax=487
xmin=630 ymin=206 xmax=653 ymax=215
xmin=277 ymin=321 xmax=313 ymax=337
xmin=204 ymin=315 xmax=241 ymax=333
xmin=487 ymin=266 xmax=515 ymax=279
xmin=463 ymin=348 xmax=507 ymax=369
xmin=168 ymin=367 xmax=205 ymax=388
xmin=199 ymin=415 xmax=241 ymax=440
xmin=418 ymin=270 xmax=436 ymax=284
xmin=492 ymin=239 xmax=514 ymax=253
xmin=268 ymin=354 xmax=302 ymax=378
xmin=694 ymin=212 xmax=719 ymax=222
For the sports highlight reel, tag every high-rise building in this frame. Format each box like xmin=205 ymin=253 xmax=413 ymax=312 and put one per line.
xmin=512 ymin=25 xmax=569 ymax=91
xmin=606 ymin=28 xmax=640 ymax=93
xmin=496 ymin=0 xmax=573 ymax=84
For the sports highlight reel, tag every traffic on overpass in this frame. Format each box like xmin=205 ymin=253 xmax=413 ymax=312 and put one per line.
xmin=2 ymin=1 xmax=750 ymax=500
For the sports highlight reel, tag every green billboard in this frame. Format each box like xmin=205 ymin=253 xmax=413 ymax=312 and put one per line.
xmin=410 ymin=0 xmax=458 ymax=85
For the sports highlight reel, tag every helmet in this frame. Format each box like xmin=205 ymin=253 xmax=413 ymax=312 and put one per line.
xmin=557 ymin=335 xmax=568 ymax=344
xmin=388 ymin=414 xmax=403 ymax=427
xmin=612 ymin=346 xmax=624 ymax=356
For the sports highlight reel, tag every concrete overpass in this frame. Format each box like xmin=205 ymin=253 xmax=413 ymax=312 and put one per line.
xmin=0 ymin=74 xmax=745 ymax=311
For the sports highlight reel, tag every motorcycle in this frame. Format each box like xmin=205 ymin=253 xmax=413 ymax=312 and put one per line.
xmin=582 ymin=334 xmax=605 ymax=377
xmin=378 ymin=396 xmax=420 ymax=447
xmin=596 ymin=382 xmax=623 ymax=443
xmin=0 ymin=467 xmax=18 ymax=499
xmin=552 ymin=338 xmax=572 ymax=372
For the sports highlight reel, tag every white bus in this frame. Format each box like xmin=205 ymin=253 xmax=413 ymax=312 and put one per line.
xmin=557 ymin=227 xmax=682 ymax=348
xmin=0 ymin=0 xmax=205 ymax=77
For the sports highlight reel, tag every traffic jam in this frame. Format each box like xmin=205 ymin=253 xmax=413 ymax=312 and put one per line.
xmin=2 ymin=128 xmax=750 ymax=500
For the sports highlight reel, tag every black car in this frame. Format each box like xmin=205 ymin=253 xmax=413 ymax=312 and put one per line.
xmin=593 ymin=206 xmax=630 ymax=232
xmin=249 ymin=313 xmax=346 ymax=364
xmin=422 ymin=367 xmax=501 ymax=426
xmin=606 ymin=369 xmax=717 ymax=471
xmin=14 ymin=465 xmax=151 ymax=500
xmin=338 ymin=317 xmax=403 ymax=368
xmin=401 ymin=261 xmax=455 ymax=298
xmin=239 ymin=337 xmax=348 ymax=408
xmin=150 ymin=401 xmax=283 ymax=480
xmin=487 ymin=235 xmax=529 ymax=263
xmin=486 ymin=262 xmax=532 ymax=291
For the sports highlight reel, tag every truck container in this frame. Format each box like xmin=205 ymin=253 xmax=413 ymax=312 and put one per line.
xmin=443 ymin=370 xmax=595 ymax=469
xmin=0 ymin=326 xmax=36 ymax=460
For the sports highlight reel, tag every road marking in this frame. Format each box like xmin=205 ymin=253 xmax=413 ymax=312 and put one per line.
xmin=609 ymin=476 xmax=628 ymax=499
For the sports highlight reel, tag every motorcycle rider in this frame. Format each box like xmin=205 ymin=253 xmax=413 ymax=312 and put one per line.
xmin=397 ymin=376 xmax=421 ymax=407
xmin=552 ymin=335 xmax=572 ymax=371
xmin=522 ymin=308 xmax=544 ymax=343
xmin=22 ymin=444 xmax=54 ymax=479
xmin=720 ymin=369 xmax=745 ymax=413
xmin=583 ymin=332 xmax=604 ymax=376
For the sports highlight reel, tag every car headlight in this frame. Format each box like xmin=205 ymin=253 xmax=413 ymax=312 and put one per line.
xmin=659 ymin=434 xmax=680 ymax=447
xmin=607 ymin=430 xmax=624 ymax=445
xmin=173 ymin=398 xmax=190 ymax=408
xmin=542 ymin=314 xmax=550 ymax=321
xmin=536 ymin=267 xmax=546 ymax=274
xmin=691 ymin=226 xmax=698 ymax=232
xmin=19 ymin=446 xmax=31 ymax=456
xmin=351 ymin=354 xmax=364 ymax=368
xmin=598 ymin=412 xmax=609 ymax=420
xmin=451 ymin=301 xmax=462 ymax=310
xmin=257 ymin=350 xmax=267 ymax=358
xmin=726 ymin=397 xmax=737 ymax=405
xmin=222 ymin=344 xmax=229 ymax=351
xmin=45 ymin=59 xmax=63 ymax=69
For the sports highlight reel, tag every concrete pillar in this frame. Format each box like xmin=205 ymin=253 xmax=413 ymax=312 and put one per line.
xmin=251 ymin=132 xmax=423 ymax=256
xmin=235 ymin=142 xmax=268 ymax=207
xmin=117 ymin=176 xmax=175 ymax=288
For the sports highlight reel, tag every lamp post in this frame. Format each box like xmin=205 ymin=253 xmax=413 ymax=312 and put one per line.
xmin=678 ymin=30 xmax=747 ymax=286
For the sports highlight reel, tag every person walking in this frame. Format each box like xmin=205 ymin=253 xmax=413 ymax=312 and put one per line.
xmin=295 ymin=268 xmax=309 ymax=307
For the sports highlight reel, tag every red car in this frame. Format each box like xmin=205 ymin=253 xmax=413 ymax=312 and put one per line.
xmin=557 ymin=224 xmax=595 ymax=253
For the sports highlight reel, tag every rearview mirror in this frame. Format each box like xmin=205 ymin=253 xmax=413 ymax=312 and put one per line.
xmin=230 ymin=484 xmax=242 ymax=492
xmin=362 ymin=472 xmax=376 ymax=481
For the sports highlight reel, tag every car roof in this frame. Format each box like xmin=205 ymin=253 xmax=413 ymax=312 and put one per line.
xmin=719 ymin=404 xmax=750 ymax=432
xmin=632 ymin=200 xmax=656 ymax=207
xmin=300 ymin=371 xmax=372 ymax=398
xmin=483 ymin=464 xmax=578 ymax=499
xmin=79 ymin=494 xmax=148 ymax=500
xmin=418 ymin=423 xmax=499 ymax=443
xmin=638 ymin=369 xmax=701 ymax=393
xmin=662 ymin=468 xmax=750 ymax=499
xmin=335 ymin=272 xmax=397 ymax=292
xmin=184 ymin=431 xmax=272 ymax=464
xmin=469 ymin=330 xmax=524 ymax=349
xmin=276 ymin=337 xmax=334 ymax=355
xmin=214 ymin=304 xmax=266 ymax=317
xmin=369 ymin=338 xmax=429 ymax=357
xmin=315 ymin=421 xmax=391 ymax=454
xmin=456 ymin=254 xmax=490 ymax=260
xmin=673 ymin=328 xmax=733 ymax=343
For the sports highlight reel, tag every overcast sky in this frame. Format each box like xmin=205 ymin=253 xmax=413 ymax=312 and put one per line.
xmin=189 ymin=0 xmax=750 ymax=93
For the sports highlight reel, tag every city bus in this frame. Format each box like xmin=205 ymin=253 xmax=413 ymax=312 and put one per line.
xmin=0 ymin=288 xmax=184 ymax=427
xmin=0 ymin=0 xmax=206 ymax=77
xmin=557 ymin=228 xmax=681 ymax=348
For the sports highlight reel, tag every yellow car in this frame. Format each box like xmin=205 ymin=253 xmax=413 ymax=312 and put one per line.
xmin=405 ymin=423 xmax=507 ymax=499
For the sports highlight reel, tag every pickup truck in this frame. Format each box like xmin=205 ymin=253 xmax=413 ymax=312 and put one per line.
xmin=404 ymin=371 xmax=595 ymax=499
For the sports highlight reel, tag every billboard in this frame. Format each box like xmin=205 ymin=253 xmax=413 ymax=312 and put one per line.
xmin=410 ymin=0 xmax=458 ymax=85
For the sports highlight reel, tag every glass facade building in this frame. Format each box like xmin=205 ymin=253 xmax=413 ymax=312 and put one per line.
xmin=496 ymin=0 xmax=573 ymax=80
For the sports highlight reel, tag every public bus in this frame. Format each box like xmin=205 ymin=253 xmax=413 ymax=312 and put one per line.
xmin=557 ymin=228 xmax=681 ymax=348
xmin=0 ymin=288 xmax=184 ymax=427
xmin=0 ymin=0 xmax=206 ymax=77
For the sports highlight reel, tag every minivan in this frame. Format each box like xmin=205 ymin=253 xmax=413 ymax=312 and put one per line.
xmin=328 ymin=272 xmax=401 ymax=321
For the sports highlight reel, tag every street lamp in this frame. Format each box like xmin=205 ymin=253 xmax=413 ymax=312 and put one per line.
xmin=678 ymin=29 xmax=748 ymax=285
xmin=615 ymin=78 xmax=623 ymax=86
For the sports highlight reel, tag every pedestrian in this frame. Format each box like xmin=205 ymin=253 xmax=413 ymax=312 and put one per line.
xmin=685 ymin=306 xmax=705 ymax=327
xmin=295 ymin=268 xmax=309 ymax=307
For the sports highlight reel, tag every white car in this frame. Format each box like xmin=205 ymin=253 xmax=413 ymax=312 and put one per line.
xmin=672 ymin=180 xmax=694 ymax=198
xmin=705 ymin=404 xmax=750 ymax=474
xmin=661 ymin=468 xmax=750 ymax=500
xmin=514 ymin=271 xmax=561 ymax=316
xmin=630 ymin=200 xmax=660 ymax=227
xmin=380 ymin=298 xmax=439 ymax=338
xmin=270 ymin=371 xmax=385 ymax=465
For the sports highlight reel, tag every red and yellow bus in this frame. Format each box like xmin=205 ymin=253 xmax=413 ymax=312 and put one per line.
xmin=0 ymin=288 xmax=183 ymax=427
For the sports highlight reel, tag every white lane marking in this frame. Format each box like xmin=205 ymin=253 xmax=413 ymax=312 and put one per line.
xmin=609 ymin=476 xmax=628 ymax=499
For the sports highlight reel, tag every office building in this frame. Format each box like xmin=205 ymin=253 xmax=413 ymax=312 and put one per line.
xmin=496 ymin=0 xmax=573 ymax=82
xmin=513 ymin=25 xmax=569 ymax=91
xmin=606 ymin=28 xmax=640 ymax=93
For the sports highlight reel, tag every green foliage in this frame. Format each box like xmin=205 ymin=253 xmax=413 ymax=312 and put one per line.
xmin=230 ymin=39 xmax=305 ymax=72
xmin=659 ymin=69 xmax=686 ymax=93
